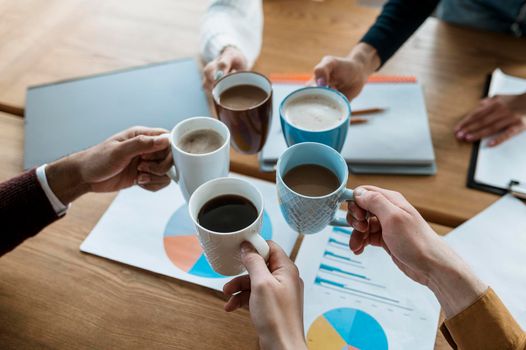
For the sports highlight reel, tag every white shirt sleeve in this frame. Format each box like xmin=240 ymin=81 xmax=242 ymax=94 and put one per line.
xmin=36 ymin=164 xmax=69 ymax=217
xmin=200 ymin=0 xmax=263 ymax=68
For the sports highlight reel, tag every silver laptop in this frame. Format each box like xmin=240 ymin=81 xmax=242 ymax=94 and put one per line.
xmin=24 ymin=58 xmax=210 ymax=169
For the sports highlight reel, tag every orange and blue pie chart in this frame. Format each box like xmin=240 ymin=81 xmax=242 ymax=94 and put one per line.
xmin=163 ymin=205 xmax=272 ymax=278
xmin=307 ymin=308 xmax=388 ymax=350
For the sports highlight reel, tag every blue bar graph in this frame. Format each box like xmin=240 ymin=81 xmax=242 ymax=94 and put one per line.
xmin=324 ymin=250 xmax=362 ymax=265
xmin=333 ymin=227 xmax=353 ymax=235
xmin=315 ymin=277 xmax=413 ymax=311
xmin=320 ymin=263 xmax=368 ymax=280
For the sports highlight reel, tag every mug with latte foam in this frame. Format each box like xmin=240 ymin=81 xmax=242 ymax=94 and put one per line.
xmin=280 ymin=87 xmax=351 ymax=152
xmin=165 ymin=116 xmax=230 ymax=202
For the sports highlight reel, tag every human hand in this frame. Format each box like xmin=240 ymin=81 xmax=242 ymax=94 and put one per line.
xmin=347 ymin=186 xmax=487 ymax=318
xmin=310 ymin=43 xmax=380 ymax=100
xmin=454 ymin=94 xmax=526 ymax=147
xmin=47 ymin=126 xmax=173 ymax=204
xmin=203 ymin=46 xmax=248 ymax=91
xmin=223 ymin=241 xmax=307 ymax=350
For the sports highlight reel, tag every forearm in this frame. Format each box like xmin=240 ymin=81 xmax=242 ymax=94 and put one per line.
xmin=424 ymin=240 xmax=487 ymax=318
xmin=200 ymin=0 xmax=263 ymax=67
xmin=347 ymin=42 xmax=381 ymax=76
xmin=360 ymin=0 xmax=439 ymax=65
xmin=46 ymin=155 xmax=90 ymax=205
xmin=0 ymin=170 xmax=60 ymax=255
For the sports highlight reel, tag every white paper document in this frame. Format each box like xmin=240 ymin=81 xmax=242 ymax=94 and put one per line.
xmin=445 ymin=194 xmax=526 ymax=328
xmin=80 ymin=174 xmax=299 ymax=291
xmin=474 ymin=69 xmax=526 ymax=190
xmin=295 ymin=221 xmax=440 ymax=350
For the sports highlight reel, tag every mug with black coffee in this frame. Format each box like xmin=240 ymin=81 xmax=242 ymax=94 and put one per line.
xmin=188 ymin=177 xmax=270 ymax=276
xmin=212 ymin=71 xmax=273 ymax=154
xmin=165 ymin=116 xmax=230 ymax=201
xmin=276 ymin=142 xmax=355 ymax=234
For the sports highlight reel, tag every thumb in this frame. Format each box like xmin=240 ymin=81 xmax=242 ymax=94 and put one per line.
xmin=217 ymin=55 xmax=233 ymax=76
xmin=115 ymin=134 xmax=169 ymax=159
xmin=353 ymin=187 xmax=399 ymax=223
xmin=240 ymin=241 xmax=272 ymax=281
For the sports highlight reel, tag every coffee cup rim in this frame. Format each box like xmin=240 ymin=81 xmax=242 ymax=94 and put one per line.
xmin=170 ymin=116 xmax=231 ymax=157
xmin=279 ymin=86 xmax=351 ymax=133
xmin=276 ymin=142 xmax=349 ymax=200
xmin=212 ymin=71 xmax=273 ymax=112
xmin=188 ymin=177 xmax=265 ymax=236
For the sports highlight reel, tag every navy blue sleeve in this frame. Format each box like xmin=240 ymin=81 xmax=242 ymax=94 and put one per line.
xmin=361 ymin=0 xmax=440 ymax=65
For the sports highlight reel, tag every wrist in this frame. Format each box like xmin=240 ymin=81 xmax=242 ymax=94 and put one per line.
xmin=259 ymin=327 xmax=306 ymax=350
xmin=425 ymin=244 xmax=487 ymax=319
xmin=46 ymin=154 xmax=90 ymax=204
xmin=347 ymin=42 xmax=381 ymax=75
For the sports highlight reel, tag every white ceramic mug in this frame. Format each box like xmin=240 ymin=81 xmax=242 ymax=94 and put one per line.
xmin=166 ymin=116 xmax=230 ymax=202
xmin=188 ymin=177 xmax=270 ymax=276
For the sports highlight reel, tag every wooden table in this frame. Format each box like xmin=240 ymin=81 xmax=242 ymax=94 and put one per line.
xmin=0 ymin=109 xmax=453 ymax=349
xmin=1 ymin=0 xmax=523 ymax=348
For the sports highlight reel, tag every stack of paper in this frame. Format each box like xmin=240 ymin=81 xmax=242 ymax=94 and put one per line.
xmin=260 ymin=79 xmax=436 ymax=175
xmin=445 ymin=195 xmax=526 ymax=328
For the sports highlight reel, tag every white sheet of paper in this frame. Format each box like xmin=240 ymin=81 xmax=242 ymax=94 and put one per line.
xmin=260 ymin=82 xmax=435 ymax=165
xmin=80 ymin=173 xmax=299 ymax=291
xmin=474 ymin=69 xmax=526 ymax=189
xmin=296 ymin=221 xmax=440 ymax=349
xmin=444 ymin=194 xmax=526 ymax=328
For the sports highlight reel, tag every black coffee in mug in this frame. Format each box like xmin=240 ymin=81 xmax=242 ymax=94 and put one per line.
xmin=197 ymin=195 xmax=258 ymax=233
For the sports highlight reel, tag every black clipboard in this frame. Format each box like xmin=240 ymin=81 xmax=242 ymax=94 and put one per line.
xmin=465 ymin=74 xmax=509 ymax=195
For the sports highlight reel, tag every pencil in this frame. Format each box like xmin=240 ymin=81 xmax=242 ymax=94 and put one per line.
xmin=350 ymin=117 xmax=368 ymax=125
xmin=352 ymin=108 xmax=385 ymax=116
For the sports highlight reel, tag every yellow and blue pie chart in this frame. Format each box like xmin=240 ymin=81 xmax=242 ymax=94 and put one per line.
xmin=307 ymin=308 xmax=388 ymax=350
xmin=163 ymin=205 xmax=272 ymax=278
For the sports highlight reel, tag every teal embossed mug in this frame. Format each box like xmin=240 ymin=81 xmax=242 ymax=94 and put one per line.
xmin=276 ymin=142 xmax=354 ymax=234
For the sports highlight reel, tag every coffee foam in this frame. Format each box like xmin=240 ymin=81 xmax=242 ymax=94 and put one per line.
xmin=284 ymin=94 xmax=345 ymax=131
xmin=177 ymin=129 xmax=224 ymax=154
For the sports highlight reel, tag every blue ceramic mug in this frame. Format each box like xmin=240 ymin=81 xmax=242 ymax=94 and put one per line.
xmin=276 ymin=142 xmax=354 ymax=234
xmin=279 ymin=87 xmax=351 ymax=152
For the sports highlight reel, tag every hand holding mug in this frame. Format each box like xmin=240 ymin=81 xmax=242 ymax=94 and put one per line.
xmin=223 ymin=241 xmax=307 ymax=350
xmin=347 ymin=186 xmax=487 ymax=318
xmin=203 ymin=46 xmax=248 ymax=91
xmin=46 ymin=126 xmax=173 ymax=204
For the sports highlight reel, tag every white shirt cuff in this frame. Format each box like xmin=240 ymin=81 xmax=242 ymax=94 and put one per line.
xmin=36 ymin=164 xmax=69 ymax=217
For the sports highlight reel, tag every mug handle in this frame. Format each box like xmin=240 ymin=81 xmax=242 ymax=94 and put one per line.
xmin=159 ymin=133 xmax=179 ymax=183
xmin=166 ymin=166 xmax=179 ymax=183
xmin=330 ymin=188 xmax=354 ymax=227
xmin=245 ymin=234 xmax=270 ymax=262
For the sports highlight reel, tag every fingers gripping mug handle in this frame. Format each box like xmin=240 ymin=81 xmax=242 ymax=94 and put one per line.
xmin=246 ymin=234 xmax=270 ymax=262
xmin=167 ymin=166 xmax=179 ymax=183
xmin=330 ymin=188 xmax=354 ymax=227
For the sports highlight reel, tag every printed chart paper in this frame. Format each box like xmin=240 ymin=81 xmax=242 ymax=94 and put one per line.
xmin=80 ymin=174 xmax=299 ymax=291
xmin=296 ymin=221 xmax=440 ymax=350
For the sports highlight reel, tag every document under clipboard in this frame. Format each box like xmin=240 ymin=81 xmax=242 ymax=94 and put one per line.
xmin=466 ymin=69 xmax=526 ymax=199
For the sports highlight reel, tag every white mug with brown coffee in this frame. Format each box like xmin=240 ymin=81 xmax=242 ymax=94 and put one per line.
xmin=276 ymin=142 xmax=355 ymax=234
xmin=188 ymin=177 xmax=270 ymax=276
xmin=166 ymin=116 xmax=230 ymax=201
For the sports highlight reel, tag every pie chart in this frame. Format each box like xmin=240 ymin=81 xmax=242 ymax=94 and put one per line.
xmin=307 ymin=308 xmax=388 ymax=350
xmin=163 ymin=205 xmax=272 ymax=278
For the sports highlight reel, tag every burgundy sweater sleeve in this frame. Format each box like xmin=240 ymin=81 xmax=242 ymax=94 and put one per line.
xmin=0 ymin=169 xmax=60 ymax=256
